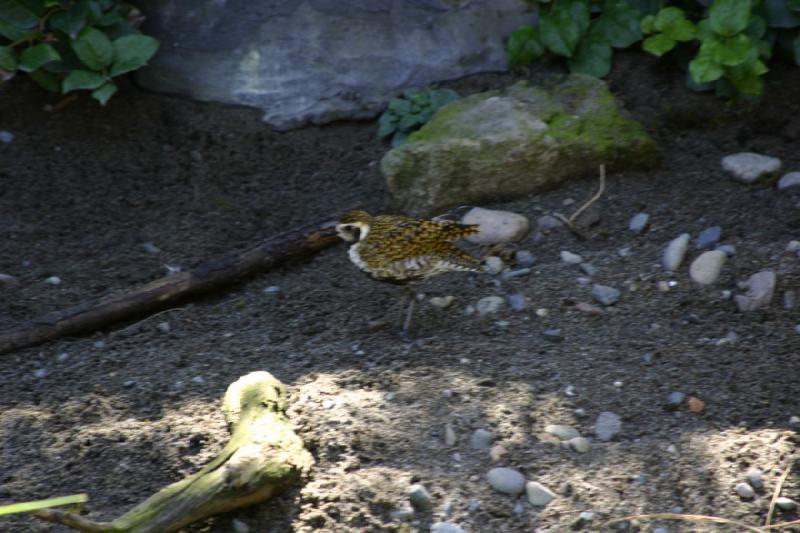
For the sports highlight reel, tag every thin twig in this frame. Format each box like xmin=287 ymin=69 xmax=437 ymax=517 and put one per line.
xmin=552 ymin=164 xmax=606 ymax=240
xmin=109 ymin=306 xmax=188 ymax=338
xmin=602 ymin=512 xmax=764 ymax=532
xmin=763 ymin=518 xmax=800 ymax=530
xmin=766 ymin=461 xmax=794 ymax=527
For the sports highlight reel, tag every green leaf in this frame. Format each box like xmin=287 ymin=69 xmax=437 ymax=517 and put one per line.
xmin=109 ymin=34 xmax=158 ymax=76
xmin=18 ymin=42 xmax=60 ymax=71
xmin=711 ymin=33 xmax=753 ymax=65
xmin=62 ymin=68 xmax=105 ymax=92
xmin=428 ymin=89 xmax=458 ymax=109
xmin=654 ymin=7 xmax=696 ymax=41
xmin=91 ymin=79 xmax=116 ymax=104
xmin=708 ymin=0 xmax=751 ymax=36
xmin=640 ymin=14 xmax=656 ymax=33
xmin=0 ymin=16 xmax=30 ymax=39
xmin=745 ymin=14 xmax=766 ymax=39
xmin=568 ymin=38 xmax=613 ymax=76
xmin=695 ymin=18 xmax=713 ymax=41
xmin=763 ymin=0 xmax=800 ymax=27
xmin=388 ymin=97 xmax=410 ymax=114
xmin=727 ymin=72 xmax=762 ymax=95
xmin=377 ymin=111 xmax=397 ymax=138
xmin=0 ymin=494 xmax=88 ymax=517
xmin=0 ymin=45 xmax=17 ymax=71
xmin=0 ymin=0 xmax=39 ymax=28
xmin=689 ymin=48 xmax=724 ymax=83
xmin=507 ymin=24 xmax=545 ymax=67
xmin=28 ymin=67 xmax=60 ymax=91
xmin=48 ymin=1 xmax=88 ymax=38
xmin=390 ymin=131 xmax=408 ymax=147
xmin=71 ymin=26 xmax=113 ymax=70
xmin=397 ymin=112 xmax=421 ymax=131
xmin=562 ymin=0 xmax=591 ymax=34
xmin=635 ymin=0 xmax=665 ymax=17
xmin=540 ymin=8 xmax=583 ymax=56
xmin=642 ymin=33 xmax=677 ymax=55
xmin=592 ymin=0 xmax=642 ymax=48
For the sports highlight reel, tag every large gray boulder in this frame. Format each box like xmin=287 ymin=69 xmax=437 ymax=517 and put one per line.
xmin=382 ymin=75 xmax=661 ymax=217
xmin=136 ymin=0 xmax=531 ymax=130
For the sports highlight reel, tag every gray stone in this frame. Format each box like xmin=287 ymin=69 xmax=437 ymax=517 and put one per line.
xmin=390 ymin=506 xmax=415 ymax=522
xmin=745 ymin=468 xmax=764 ymax=489
xmin=544 ymin=424 xmax=580 ymax=440
xmin=507 ymin=293 xmax=528 ymax=311
xmin=476 ymin=296 xmax=505 ymax=316
xmin=141 ymin=242 xmax=161 ymax=254
xmin=525 ymin=481 xmax=557 ymax=506
xmin=776 ymin=497 xmax=798 ymax=511
xmin=735 ymin=271 xmax=776 ymax=311
xmin=592 ymin=284 xmax=621 ymax=306
xmin=542 ymin=328 xmax=563 ymax=342
xmin=695 ymin=225 xmax=722 ymax=249
xmin=663 ymin=233 xmax=690 ymax=271
xmin=0 ymin=273 xmax=19 ymax=288
xmin=787 ymin=240 xmax=800 ymax=253
xmin=716 ymin=244 xmax=736 ymax=256
xmin=0 ymin=131 xmax=13 ymax=143
xmin=484 ymin=256 xmax=505 ymax=275
xmin=445 ymin=423 xmax=457 ymax=446
xmin=629 ymin=212 xmax=649 ymax=233
xmin=722 ymin=152 xmax=782 ymax=183
xmin=136 ymin=0 xmax=531 ymax=130
xmin=461 ymin=207 xmax=530 ymax=245
xmin=568 ymin=437 xmax=591 ymax=453
xmin=383 ymin=75 xmax=660 ymax=216
xmin=594 ymin=411 xmax=621 ymax=441
xmin=785 ymin=290 xmax=797 ymax=310
xmin=486 ymin=467 xmax=526 ymax=494
xmin=735 ymin=482 xmax=755 ymax=499
xmin=500 ymin=268 xmax=531 ymax=280
xmin=778 ymin=172 xmax=800 ymax=190
xmin=471 ymin=428 xmax=493 ymax=450
xmin=44 ymin=276 xmax=62 ymax=285
xmin=431 ymin=522 xmax=466 ymax=533
xmin=232 ymin=519 xmax=250 ymax=533
xmin=561 ymin=250 xmax=583 ymax=264
xmin=515 ymin=250 xmax=536 ymax=267
xmin=537 ymin=215 xmax=564 ymax=232
xmin=666 ymin=391 xmax=686 ymax=409
xmin=689 ymin=250 xmax=726 ymax=285
xmin=430 ymin=295 xmax=455 ymax=309
xmin=157 ymin=321 xmax=171 ymax=333
xmin=409 ymin=484 xmax=433 ymax=510
xmin=579 ymin=263 xmax=598 ymax=277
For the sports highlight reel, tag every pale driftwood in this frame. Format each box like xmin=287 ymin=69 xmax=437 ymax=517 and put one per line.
xmin=0 ymin=214 xmax=342 ymax=354
xmin=35 ymin=371 xmax=314 ymax=533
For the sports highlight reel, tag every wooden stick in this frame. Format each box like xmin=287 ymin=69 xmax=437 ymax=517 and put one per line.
xmin=766 ymin=461 xmax=794 ymax=527
xmin=35 ymin=371 xmax=313 ymax=533
xmin=0 ymin=214 xmax=343 ymax=354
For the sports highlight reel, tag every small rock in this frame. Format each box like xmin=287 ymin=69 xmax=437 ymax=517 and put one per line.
xmin=776 ymin=497 xmax=798 ymax=511
xmin=484 ymin=256 xmax=505 ymax=275
xmin=561 ymin=250 xmax=583 ymax=264
xmin=663 ymin=233 xmax=690 ymax=271
xmin=391 ymin=506 xmax=415 ymax=522
xmin=431 ymin=522 xmax=466 ymax=533
xmin=784 ymin=290 xmax=796 ymax=309
xmin=470 ymin=428 xmax=493 ymax=450
xmin=263 ymin=285 xmax=281 ymax=295
xmin=476 ymin=296 xmax=505 ymax=316
xmin=430 ymin=295 xmax=455 ymax=309
xmin=33 ymin=368 xmax=48 ymax=379
xmin=157 ymin=321 xmax=171 ymax=333
xmin=592 ymin=284 xmax=621 ymax=306
xmin=722 ymin=152 xmax=782 ymax=183
xmin=735 ymin=270 xmax=776 ymax=311
xmin=462 ymin=208 xmax=530 ymax=244
xmin=44 ymin=276 xmax=62 ymax=285
xmin=629 ymin=212 xmax=649 ymax=234
xmin=535 ymin=307 xmax=548 ymax=317
xmin=191 ymin=375 xmax=205 ymax=385
xmin=526 ymin=481 xmax=557 ymax=506
xmin=695 ymin=226 xmax=722 ymax=249
xmin=500 ymin=268 xmax=531 ymax=280
xmin=579 ymin=263 xmax=598 ymax=277
xmin=141 ymin=242 xmax=161 ymax=254
xmin=542 ymin=328 xmax=563 ymax=342
xmin=778 ymin=172 xmax=800 ymax=190
xmin=232 ymin=519 xmax=250 ymax=533
xmin=735 ymin=482 xmax=755 ymax=499
xmin=0 ymin=130 xmax=14 ymax=143
xmin=93 ymin=340 xmax=106 ymax=349
xmin=537 ymin=215 xmax=564 ymax=232
xmin=544 ymin=424 xmax=580 ymax=440
xmin=745 ymin=468 xmax=764 ymax=489
xmin=56 ymin=352 xmax=69 ymax=362
xmin=489 ymin=444 xmax=506 ymax=463
xmin=618 ymin=247 xmax=631 ymax=257
xmin=787 ymin=240 xmax=800 ymax=253
xmin=515 ymin=250 xmax=536 ymax=267
xmin=568 ymin=437 xmax=591 ymax=453
xmin=445 ymin=423 xmax=457 ymax=446
xmin=321 ymin=399 xmax=334 ymax=409
xmin=716 ymin=244 xmax=736 ymax=256
xmin=689 ymin=250 xmax=727 ymax=285
xmin=0 ymin=273 xmax=20 ymax=288
xmin=687 ymin=396 xmax=705 ymax=412
xmin=507 ymin=293 xmax=528 ymax=311
xmin=666 ymin=391 xmax=686 ymax=410
xmin=594 ymin=411 xmax=621 ymax=441
xmin=575 ymin=301 xmax=603 ymax=314
xmin=789 ymin=415 xmax=800 ymax=427
xmin=409 ymin=484 xmax=433 ymax=510
xmin=486 ymin=467 xmax=526 ymax=494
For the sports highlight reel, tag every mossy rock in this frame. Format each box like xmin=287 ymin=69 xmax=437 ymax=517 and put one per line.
xmin=381 ymin=74 xmax=661 ymax=217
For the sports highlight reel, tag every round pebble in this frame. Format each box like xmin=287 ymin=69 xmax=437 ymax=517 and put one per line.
xmin=542 ymin=328 xmax=563 ymax=342
xmin=444 ymin=424 xmax=457 ymax=446
xmin=476 ymin=296 xmax=505 ymax=316
xmin=431 ymin=522 xmax=465 ymax=533
xmin=391 ymin=506 xmax=415 ymax=521
xmin=142 ymin=242 xmax=161 ymax=254
xmin=486 ymin=467 xmax=526 ymax=495
xmin=462 ymin=207 xmax=530 ymax=244
xmin=663 ymin=233 xmax=690 ymax=271
xmin=778 ymin=171 xmax=800 ymax=190
xmin=695 ymin=226 xmax=722 ymax=249
xmin=0 ymin=131 xmax=14 ymax=143
xmin=515 ymin=250 xmax=536 ymax=267
xmin=745 ymin=468 xmax=764 ymax=489
xmin=592 ymin=284 xmax=620 ymax=306
xmin=470 ymin=428 xmax=493 ymax=450
xmin=44 ymin=276 xmax=62 ymax=285
xmin=507 ymin=293 xmax=528 ymax=311
xmin=735 ymin=482 xmax=755 ymax=499
xmin=525 ymin=481 xmax=556 ymax=506
xmin=560 ymin=250 xmax=583 ymax=264
xmin=544 ymin=424 xmax=580 ymax=440
xmin=722 ymin=152 xmax=782 ymax=183
xmin=689 ymin=250 xmax=726 ymax=285
xmin=594 ymin=411 xmax=621 ymax=441
xmin=666 ymin=391 xmax=686 ymax=410
xmin=776 ymin=497 xmax=798 ymax=511
xmin=430 ymin=295 xmax=455 ymax=308
xmin=629 ymin=212 xmax=649 ymax=233
xmin=484 ymin=256 xmax=505 ymax=275
xmin=409 ymin=484 xmax=433 ymax=510
xmin=568 ymin=436 xmax=591 ymax=453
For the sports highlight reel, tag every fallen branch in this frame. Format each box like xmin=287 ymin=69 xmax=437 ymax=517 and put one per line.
xmin=35 ymin=371 xmax=313 ymax=533
xmin=553 ymin=164 xmax=606 ymax=240
xmin=0 ymin=213 xmax=343 ymax=354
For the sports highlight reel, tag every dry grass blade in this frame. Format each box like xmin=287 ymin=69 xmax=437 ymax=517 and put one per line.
xmin=765 ymin=461 xmax=794 ymax=527
xmin=602 ymin=512 xmax=764 ymax=532
xmin=553 ymin=164 xmax=606 ymax=240
xmin=762 ymin=518 xmax=800 ymax=530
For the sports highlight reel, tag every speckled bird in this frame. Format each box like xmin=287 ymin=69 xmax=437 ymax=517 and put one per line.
xmin=336 ymin=210 xmax=484 ymax=334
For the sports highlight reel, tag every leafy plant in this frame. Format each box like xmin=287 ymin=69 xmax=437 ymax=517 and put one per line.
xmin=507 ymin=0 xmax=800 ymax=98
xmin=0 ymin=0 xmax=159 ymax=104
xmin=378 ymin=88 xmax=459 ymax=146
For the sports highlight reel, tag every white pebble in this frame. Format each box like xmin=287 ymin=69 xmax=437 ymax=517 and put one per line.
xmin=484 ymin=256 xmax=505 ymax=275
xmin=141 ymin=242 xmax=161 ymax=254
xmin=526 ymin=481 xmax=556 ymax=506
xmin=778 ymin=172 xmax=800 ymax=190
xmin=735 ymin=270 xmax=776 ymax=311
xmin=594 ymin=411 xmax=621 ymax=441
xmin=544 ymin=424 xmax=580 ymax=440
xmin=629 ymin=212 xmax=649 ymax=233
xmin=157 ymin=321 xmax=171 ymax=333
xmin=444 ymin=423 xmax=457 ymax=446
xmin=431 ymin=522 xmax=465 ymax=533
xmin=722 ymin=152 xmax=782 ymax=183
xmin=470 ymin=428 xmax=493 ymax=450
xmin=461 ymin=207 xmax=530 ymax=244
xmin=568 ymin=436 xmax=591 ymax=453
xmin=322 ymin=399 xmax=335 ymax=409
xmin=430 ymin=295 xmax=455 ymax=308
xmin=662 ymin=233 xmax=690 ymax=271
xmin=476 ymin=296 xmax=505 ymax=316
xmin=689 ymin=250 xmax=727 ymax=285
xmin=44 ymin=276 xmax=62 ymax=285
xmin=735 ymin=482 xmax=755 ymax=499
xmin=33 ymin=368 xmax=48 ymax=379
xmin=486 ymin=467 xmax=526 ymax=494
xmin=232 ymin=519 xmax=250 ymax=533
xmin=560 ymin=250 xmax=583 ymax=264
xmin=787 ymin=241 xmax=800 ymax=253
xmin=776 ymin=497 xmax=798 ymax=511
xmin=745 ymin=468 xmax=764 ymax=489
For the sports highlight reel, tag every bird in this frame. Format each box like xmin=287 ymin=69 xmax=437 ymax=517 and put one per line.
xmin=335 ymin=209 xmax=484 ymax=335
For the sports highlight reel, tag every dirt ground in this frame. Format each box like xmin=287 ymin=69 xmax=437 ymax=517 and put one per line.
xmin=1 ymin=51 xmax=800 ymax=533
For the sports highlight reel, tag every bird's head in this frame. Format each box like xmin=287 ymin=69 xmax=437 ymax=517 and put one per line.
xmin=336 ymin=210 xmax=372 ymax=243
